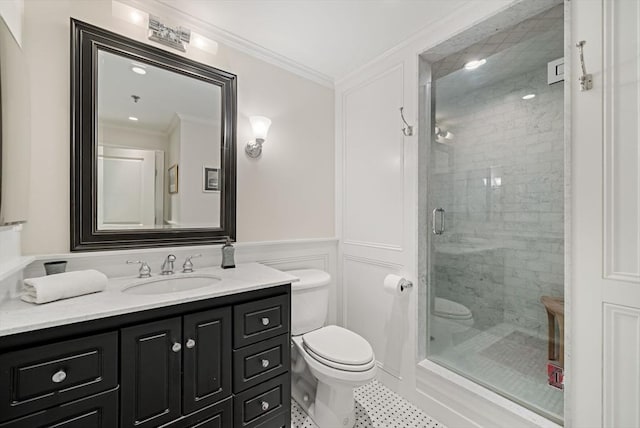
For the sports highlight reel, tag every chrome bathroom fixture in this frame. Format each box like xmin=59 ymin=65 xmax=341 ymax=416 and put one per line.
xmin=148 ymin=15 xmax=191 ymax=52
xmin=576 ymin=41 xmax=593 ymax=91
xmin=126 ymin=260 xmax=152 ymax=278
xmin=399 ymin=107 xmax=414 ymax=136
xmin=245 ymin=116 xmax=272 ymax=158
xmin=432 ymin=208 xmax=445 ymax=235
xmin=182 ymin=254 xmax=202 ymax=273
xmin=434 ymin=124 xmax=453 ymax=141
xmin=161 ymin=254 xmax=177 ymax=275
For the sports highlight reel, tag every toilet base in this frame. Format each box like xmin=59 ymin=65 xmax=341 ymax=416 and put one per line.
xmin=313 ymin=380 xmax=356 ymax=428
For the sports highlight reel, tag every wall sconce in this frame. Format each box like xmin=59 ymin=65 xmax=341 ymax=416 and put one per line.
xmin=245 ymin=116 xmax=272 ymax=158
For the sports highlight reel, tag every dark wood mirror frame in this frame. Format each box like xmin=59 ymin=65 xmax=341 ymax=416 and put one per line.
xmin=71 ymin=19 xmax=236 ymax=251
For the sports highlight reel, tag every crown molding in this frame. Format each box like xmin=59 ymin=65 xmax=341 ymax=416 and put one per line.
xmin=117 ymin=0 xmax=335 ymax=88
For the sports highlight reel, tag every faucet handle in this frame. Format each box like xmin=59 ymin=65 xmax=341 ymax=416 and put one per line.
xmin=127 ymin=260 xmax=151 ymax=278
xmin=182 ymin=254 xmax=202 ymax=273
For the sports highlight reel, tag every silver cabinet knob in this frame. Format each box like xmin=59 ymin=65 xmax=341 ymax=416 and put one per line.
xmin=261 ymin=401 xmax=269 ymax=411
xmin=186 ymin=339 xmax=196 ymax=349
xmin=261 ymin=359 xmax=269 ymax=368
xmin=52 ymin=369 xmax=67 ymax=383
xmin=172 ymin=342 xmax=182 ymax=352
xmin=261 ymin=317 xmax=270 ymax=326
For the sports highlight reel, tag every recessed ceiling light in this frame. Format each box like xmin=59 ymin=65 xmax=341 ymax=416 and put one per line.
xmin=131 ymin=66 xmax=146 ymax=75
xmin=522 ymin=93 xmax=536 ymax=100
xmin=128 ymin=116 xmax=139 ymax=121
xmin=464 ymin=59 xmax=486 ymax=70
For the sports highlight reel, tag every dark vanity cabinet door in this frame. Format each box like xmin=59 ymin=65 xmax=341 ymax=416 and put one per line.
xmin=183 ymin=307 xmax=232 ymax=414
xmin=121 ymin=317 xmax=182 ymax=428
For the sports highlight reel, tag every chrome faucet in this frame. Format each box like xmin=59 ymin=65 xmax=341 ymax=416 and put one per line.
xmin=127 ymin=260 xmax=151 ymax=278
xmin=182 ymin=254 xmax=202 ymax=273
xmin=161 ymin=254 xmax=176 ymax=275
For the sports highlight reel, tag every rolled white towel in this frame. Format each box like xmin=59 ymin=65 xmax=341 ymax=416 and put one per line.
xmin=21 ymin=269 xmax=108 ymax=304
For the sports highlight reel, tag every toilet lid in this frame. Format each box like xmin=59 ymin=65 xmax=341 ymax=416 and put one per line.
xmin=302 ymin=325 xmax=374 ymax=366
xmin=433 ymin=297 xmax=472 ymax=320
xmin=287 ymin=269 xmax=331 ymax=290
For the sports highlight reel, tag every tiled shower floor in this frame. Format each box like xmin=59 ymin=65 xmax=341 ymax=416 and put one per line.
xmin=291 ymin=380 xmax=445 ymax=428
xmin=429 ymin=323 xmax=563 ymax=422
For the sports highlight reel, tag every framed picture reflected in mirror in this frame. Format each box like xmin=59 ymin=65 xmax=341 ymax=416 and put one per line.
xmin=203 ymin=166 xmax=219 ymax=192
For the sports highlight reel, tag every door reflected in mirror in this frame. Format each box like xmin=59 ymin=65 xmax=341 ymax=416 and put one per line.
xmin=96 ymin=49 xmax=222 ymax=230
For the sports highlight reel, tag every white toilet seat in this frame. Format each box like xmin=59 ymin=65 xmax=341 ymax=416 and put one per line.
xmin=292 ymin=334 xmax=377 ymax=384
xmin=304 ymin=345 xmax=376 ymax=372
xmin=303 ymin=325 xmax=374 ymax=365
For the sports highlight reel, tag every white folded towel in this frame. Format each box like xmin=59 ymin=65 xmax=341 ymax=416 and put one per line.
xmin=21 ymin=269 xmax=108 ymax=304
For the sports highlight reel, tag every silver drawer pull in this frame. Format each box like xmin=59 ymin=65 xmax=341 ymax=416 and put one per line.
xmin=261 ymin=401 xmax=269 ymax=411
xmin=52 ymin=369 xmax=67 ymax=383
xmin=186 ymin=339 xmax=196 ymax=349
xmin=172 ymin=342 xmax=182 ymax=353
xmin=261 ymin=317 xmax=270 ymax=326
xmin=261 ymin=359 xmax=269 ymax=368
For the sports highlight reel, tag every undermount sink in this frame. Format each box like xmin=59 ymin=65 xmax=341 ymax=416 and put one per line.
xmin=123 ymin=274 xmax=221 ymax=295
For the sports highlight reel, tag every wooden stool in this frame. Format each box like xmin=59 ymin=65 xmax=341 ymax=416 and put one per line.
xmin=541 ymin=296 xmax=564 ymax=367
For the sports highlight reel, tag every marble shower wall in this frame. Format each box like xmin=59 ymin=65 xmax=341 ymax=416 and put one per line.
xmin=432 ymin=65 xmax=564 ymax=338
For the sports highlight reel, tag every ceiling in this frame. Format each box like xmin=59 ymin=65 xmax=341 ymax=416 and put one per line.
xmin=435 ymin=4 xmax=563 ymax=120
xmin=155 ymin=0 xmax=477 ymax=81
xmin=98 ymin=49 xmax=220 ymax=132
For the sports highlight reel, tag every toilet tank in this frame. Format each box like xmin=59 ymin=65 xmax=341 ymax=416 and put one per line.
xmin=287 ymin=269 xmax=331 ymax=336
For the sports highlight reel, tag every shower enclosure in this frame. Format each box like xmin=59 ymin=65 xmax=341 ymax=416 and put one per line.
xmin=420 ymin=3 xmax=565 ymax=423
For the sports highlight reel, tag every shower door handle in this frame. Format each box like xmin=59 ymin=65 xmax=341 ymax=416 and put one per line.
xmin=432 ymin=208 xmax=445 ymax=235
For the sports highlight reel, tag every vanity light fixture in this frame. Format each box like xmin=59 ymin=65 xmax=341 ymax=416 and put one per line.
xmin=245 ymin=116 xmax=272 ymax=158
xmin=131 ymin=65 xmax=146 ymax=75
xmin=148 ymin=15 xmax=191 ymax=52
xmin=522 ymin=93 xmax=536 ymax=100
xmin=464 ymin=59 xmax=486 ymax=70
xmin=128 ymin=116 xmax=139 ymax=121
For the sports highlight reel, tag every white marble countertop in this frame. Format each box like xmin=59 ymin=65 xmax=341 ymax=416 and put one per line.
xmin=0 ymin=262 xmax=299 ymax=338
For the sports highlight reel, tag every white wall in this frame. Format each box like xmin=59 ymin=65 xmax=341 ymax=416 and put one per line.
xmin=176 ymin=116 xmax=220 ymax=227
xmin=19 ymin=0 xmax=335 ymax=254
xmin=99 ymin=121 xmax=170 ymax=153
xmin=336 ymin=1 xmax=566 ymax=427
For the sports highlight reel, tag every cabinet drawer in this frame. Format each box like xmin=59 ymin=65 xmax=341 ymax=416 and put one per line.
xmin=160 ymin=396 xmax=232 ymax=428
xmin=234 ymin=295 xmax=289 ymax=348
xmin=253 ymin=411 xmax=290 ymax=428
xmin=233 ymin=374 xmax=290 ymax=428
xmin=233 ymin=334 xmax=290 ymax=392
xmin=0 ymin=331 xmax=118 ymax=423
xmin=0 ymin=387 xmax=118 ymax=428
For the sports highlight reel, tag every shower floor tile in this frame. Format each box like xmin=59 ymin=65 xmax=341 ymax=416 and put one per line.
xmin=291 ymin=379 xmax=445 ymax=428
xmin=430 ymin=323 xmax=564 ymax=422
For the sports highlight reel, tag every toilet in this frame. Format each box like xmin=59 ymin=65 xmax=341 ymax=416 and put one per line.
xmin=430 ymin=297 xmax=474 ymax=353
xmin=287 ymin=269 xmax=376 ymax=428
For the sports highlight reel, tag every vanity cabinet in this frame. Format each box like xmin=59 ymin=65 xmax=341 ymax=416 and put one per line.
xmin=0 ymin=284 xmax=291 ymax=428
xmin=120 ymin=308 xmax=232 ymax=427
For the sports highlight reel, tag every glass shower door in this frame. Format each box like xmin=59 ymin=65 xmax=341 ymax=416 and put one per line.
xmin=424 ymin=4 xmax=565 ymax=422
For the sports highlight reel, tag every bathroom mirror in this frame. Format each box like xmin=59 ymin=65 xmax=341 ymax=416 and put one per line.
xmin=71 ymin=19 xmax=236 ymax=251
xmin=0 ymin=15 xmax=31 ymax=226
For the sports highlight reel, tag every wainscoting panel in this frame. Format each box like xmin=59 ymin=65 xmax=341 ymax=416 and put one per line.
xmin=343 ymin=255 xmax=410 ymax=379
xmin=603 ymin=0 xmax=640 ymax=283
xmin=342 ymin=64 xmax=405 ymax=251
xmin=603 ymin=303 xmax=640 ymax=427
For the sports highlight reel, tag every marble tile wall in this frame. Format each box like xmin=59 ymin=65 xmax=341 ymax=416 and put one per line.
xmin=432 ymin=65 xmax=564 ymax=338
